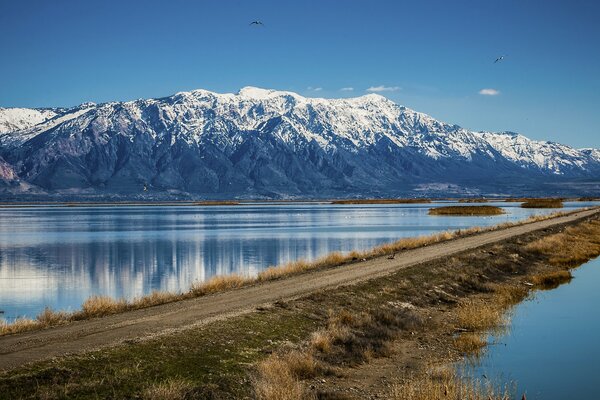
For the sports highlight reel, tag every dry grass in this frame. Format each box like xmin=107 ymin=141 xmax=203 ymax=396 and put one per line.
xmin=429 ymin=206 xmax=504 ymax=216
xmin=489 ymin=284 xmax=529 ymax=307
xmin=454 ymin=283 xmax=528 ymax=334
xmin=452 ymin=284 xmax=529 ymax=360
xmin=0 ymin=318 xmax=40 ymax=336
xmin=254 ymin=306 xmax=422 ymax=399
xmin=78 ymin=296 xmax=128 ymax=318
xmin=190 ymin=274 xmax=247 ymax=296
xmin=141 ymin=379 xmax=194 ymax=400
xmin=132 ymin=290 xmax=182 ymax=308
xmin=36 ymin=307 xmax=70 ymax=326
xmin=531 ymin=270 xmax=572 ymax=288
xmin=0 ymin=209 xmax=581 ymax=337
xmin=254 ymin=352 xmax=314 ymax=400
xmin=390 ymin=368 xmax=513 ymax=400
xmin=257 ymin=253 xmax=346 ymax=282
xmin=521 ymin=199 xmax=564 ymax=208
xmin=331 ymin=198 xmax=431 ymax=204
xmin=456 ymin=299 xmax=506 ymax=332
xmin=526 ymin=219 xmax=600 ymax=266
xmin=454 ymin=332 xmax=487 ymax=355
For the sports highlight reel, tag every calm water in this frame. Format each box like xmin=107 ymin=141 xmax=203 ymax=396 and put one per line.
xmin=0 ymin=201 xmax=594 ymax=320
xmin=467 ymin=257 xmax=600 ymax=399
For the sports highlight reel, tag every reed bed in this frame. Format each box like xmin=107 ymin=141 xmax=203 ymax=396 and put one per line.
xmin=429 ymin=206 xmax=504 ymax=216
xmin=521 ymin=199 xmax=563 ymax=208
xmin=0 ymin=210 xmax=577 ymax=336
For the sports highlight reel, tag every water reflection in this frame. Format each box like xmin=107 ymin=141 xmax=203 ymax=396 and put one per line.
xmin=465 ymin=257 xmax=600 ymax=400
xmin=0 ymin=202 xmax=593 ymax=320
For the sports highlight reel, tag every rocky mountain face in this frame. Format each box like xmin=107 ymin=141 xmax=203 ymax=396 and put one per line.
xmin=0 ymin=87 xmax=598 ymax=199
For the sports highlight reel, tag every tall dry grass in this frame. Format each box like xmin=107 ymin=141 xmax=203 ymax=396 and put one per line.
xmin=531 ymin=270 xmax=572 ymax=288
xmin=526 ymin=219 xmax=600 ymax=266
xmin=0 ymin=209 xmax=580 ymax=337
xmin=190 ymin=274 xmax=247 ymax=296
xmin=254 ymin=352 xmax=316 ymax=400
xmin=390 ymin=368 xmax=513 ymax=400
xmin=456 ymin=299 xmax=506 ymax=332
xmin=454 ymin=284 xmax=528 ymax=357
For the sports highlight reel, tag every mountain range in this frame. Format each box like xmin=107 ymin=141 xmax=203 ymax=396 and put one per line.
xmin=1 ymin=87 xmax=599 ymax=200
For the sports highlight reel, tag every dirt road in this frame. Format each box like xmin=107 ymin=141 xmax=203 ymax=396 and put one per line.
xmin=1 ymin=208 xmax=597 ymax=371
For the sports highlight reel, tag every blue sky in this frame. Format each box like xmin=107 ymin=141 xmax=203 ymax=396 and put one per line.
xmin=1 ymin=0 xmax=599 ymax=148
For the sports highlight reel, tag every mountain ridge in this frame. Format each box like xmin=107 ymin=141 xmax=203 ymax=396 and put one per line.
xmin=0 ymin=87 xmax=598 ymax=199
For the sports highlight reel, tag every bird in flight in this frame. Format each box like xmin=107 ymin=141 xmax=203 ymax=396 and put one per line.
xmin=250 ymin=20 xmax=264 ymax=26
xmin=494 ymin=55 xmax=506 ymax=63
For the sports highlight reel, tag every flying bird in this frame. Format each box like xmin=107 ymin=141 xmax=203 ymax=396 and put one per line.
xmin=494 ymin=55 xmax=506 ymax=63
xmin=250 ymin=20 xmax=264 ymax=26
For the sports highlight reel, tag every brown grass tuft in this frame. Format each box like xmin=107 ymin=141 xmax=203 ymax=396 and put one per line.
xmin=77 ymin=296 xmax=128 ymax=318
xmin=390 ymin=368 xmax=513 ymax=400
xmin=0 ymin=318 xmax=40 ymax=336
xmin=190 ymin=274 xmax=248 ymax=296
xmin=456 ymin=299 xmax=505 ymax=332
xmin=132 ymin=291 xmax=181 ymax=308
xmin=253 ymin=352 xmax=314 ymax=400
xmin=36 ymin=307 xmax=70 ymax=326
xmin=454 ymin=332 xmax=487 ymax=355
xmin=429 ymin=206 xmax=504 ymax=216
xmin=521 ymin=199 xmax=563 ymax=208
xmin=531 ymin=270 xmax=572 ymax=288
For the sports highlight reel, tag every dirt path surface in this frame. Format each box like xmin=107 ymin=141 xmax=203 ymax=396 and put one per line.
xmin=1 ymin=208 xmax=597 ymax=371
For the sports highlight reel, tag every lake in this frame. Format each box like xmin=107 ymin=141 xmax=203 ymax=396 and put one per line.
xmin=466 ymin=256 xmax=600 ymax=399
xmin=0 ymin=201 xmax=594 ymax=320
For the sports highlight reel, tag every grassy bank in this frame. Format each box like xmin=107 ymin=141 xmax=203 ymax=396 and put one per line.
xmin=429 ymin=205 xmax=504 ymax=216
xmin=0 ymin=210 xmax=574 ymax=337
xmin=1 ymin=211 xmax=598 ymax=399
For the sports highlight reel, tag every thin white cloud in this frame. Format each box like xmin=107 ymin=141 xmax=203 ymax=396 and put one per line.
xmin=340 ymin=87 xmax=354 ymax=92
xmin=366 ymin=85 xmax=401 ymax=93
xmin=307 ymin=86 xmax=323 ymax=92
xmin=479 ymin=88 xmax=500 ymax=96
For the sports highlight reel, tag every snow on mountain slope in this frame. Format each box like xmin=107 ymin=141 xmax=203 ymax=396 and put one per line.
xmin=0 ymin=108 xmax=59 ymax=134
xmin=0 ymin=87 xmax=598 ymax=197
xmin=477 ymin=131 xmax=592 ymax=173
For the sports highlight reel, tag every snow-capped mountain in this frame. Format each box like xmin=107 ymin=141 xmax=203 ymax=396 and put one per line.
xmin=0 ymin=87 xmax=598 ymax=199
